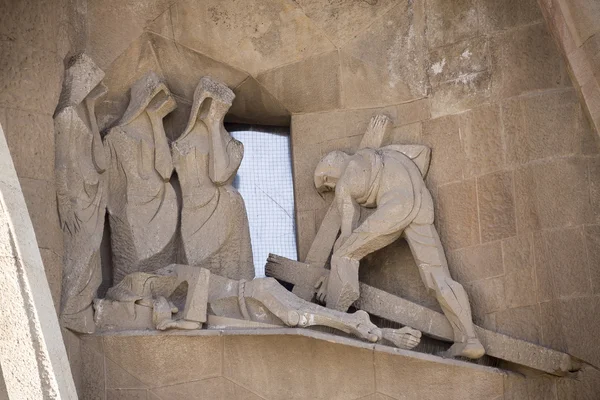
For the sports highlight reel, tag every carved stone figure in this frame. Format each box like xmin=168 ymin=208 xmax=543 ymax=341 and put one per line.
xmin=54 ymin=53 xmax=108 ymax=333
xmin=104 ymin=72 xmax=178 ymax=283
xmin=94 ymin=265 xmax=422 ymax=351
xmin=172 ymin=77 xmax=254 ymax=280
xmin=312 ymin=115 xmax=485 ymax=359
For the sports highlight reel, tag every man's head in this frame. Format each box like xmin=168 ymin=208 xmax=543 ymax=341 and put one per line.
xmin=314 ymin=150 xmax=351 ymax=192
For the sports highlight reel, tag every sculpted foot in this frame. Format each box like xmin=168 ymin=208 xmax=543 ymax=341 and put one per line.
xmin=351 ymin=310 xmax=381 ymax=343
xmin=381 ymin=327 xmax=421 ymax=350
xmin=443 ymin=338 xmax=485 ymax=359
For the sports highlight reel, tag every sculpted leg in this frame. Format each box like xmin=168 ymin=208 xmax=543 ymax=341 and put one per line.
xmin=242 ymin=278 xmax=421 ymax=349
xmin=404 ymin=223 xmax=484 ymax=359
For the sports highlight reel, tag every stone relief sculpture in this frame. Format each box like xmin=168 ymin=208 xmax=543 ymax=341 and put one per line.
xmin=310 ymin=115 xmax=485 ymax=359
xmin=172 ymin=77 xmax=254 ymax=280
xmin=54 ymin=64 xmax=576 ymax=374
xmin=104 ymin=72 xmax=178 ymax=284
xmin=94 ymin=265 xmax=422 ymax=350
xmin=54 ymin=54 xmax=108 ymax=333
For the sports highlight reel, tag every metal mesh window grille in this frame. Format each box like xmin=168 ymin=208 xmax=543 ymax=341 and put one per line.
xmin=230 ymin=126 xmax=297 ymax=277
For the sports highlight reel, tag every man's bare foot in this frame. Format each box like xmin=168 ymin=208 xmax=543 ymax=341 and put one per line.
xmin=381 ymin=327 xmax=422 ymax=350
xmin=351 ymin=310 xmax=381 ymax=343
xmin=443 ymin=338 xmax=485 ymax=359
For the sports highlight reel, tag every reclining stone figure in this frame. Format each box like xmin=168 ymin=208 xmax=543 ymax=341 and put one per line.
xmin=312 ymin=115 xmax=485 ymax=359
xmin=94 ymin=265 xmax=422 ymax=351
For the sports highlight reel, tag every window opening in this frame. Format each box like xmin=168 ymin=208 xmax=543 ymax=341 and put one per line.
xmin=228 ymin=124 xmax=297 ymax=277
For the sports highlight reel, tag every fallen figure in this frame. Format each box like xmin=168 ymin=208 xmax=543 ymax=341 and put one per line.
xmin=94 ymin=264 xmax=422 ymax=350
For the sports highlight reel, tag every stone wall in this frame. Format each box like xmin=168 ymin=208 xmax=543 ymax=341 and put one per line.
xmin=290 ymin=0 xmax=600 ymax=373
xmin=3 ymin=0 xmax=600 ymax=398
xmin=538 ymin=0 xmax=600 ymax=134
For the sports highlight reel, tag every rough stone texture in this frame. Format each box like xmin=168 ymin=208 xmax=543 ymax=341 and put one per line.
xmin=292 ymin=0 xmax=398 ymax=48
xmin=538 ymin=0 xmax=600 ymax=135
xmin=476 ymin=171 xmax=516 ymax=243
xmin=490 ymin=23 xmax=567 ymax=99
xmin=422 ymin=115 xmax=464 ymax=187
xmin=75 ymin=331 xmax=541 ymax=400
xmin=375 ymin=349 xmax=503 ymax=400
xmin=168 ymin=0 xmax=335 ymax=76
xmin=0 ymin=123 xmax=76 ymax=398
xmin=515 ymin=157 xmax=592 ymax=233
xmin=425 ymin=0 xmax=480 ymax=49
xmin=435 ymin=180 xmax=480 ymax=251
xmin=340 ymin=0 xmax=428 ymax=108
xmin=258 ymin=51 xmax=341 ymax=113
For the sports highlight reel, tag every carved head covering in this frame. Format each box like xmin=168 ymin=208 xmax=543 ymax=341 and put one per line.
xmin=54 ymin=53 xmax=105 ymax=115
xmin=118 ymin=71 xmax=174 ymax=126
xmin=180 ymin=76 xmax=235 ymax=139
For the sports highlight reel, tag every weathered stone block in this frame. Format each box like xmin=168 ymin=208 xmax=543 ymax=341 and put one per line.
xmin=87 ymin=0 xmax=145 ymax=69
xmin=539 ymin=300 xmax=568 ymax=353
xmin=172 ymin=0 xmax=335 ymax=76
xmin=430 ymin=71 xmax=492 ymax=118
xmin=375 ymin=349 xmax=503 ymax=400
xmin=385 ymin=122 xmax=422 ymax=146
xmin=223 ymin=335 xmax=375 ymax=400
xmin=0 ymin=0 xmax=60 ymax=53
xmin=494 ymin=305 xmax=541 ymax=344
xmin=490 ymin=23 xmax=565 ymax=99
xmin=428 ymin=36 xmax=489 ymax=87
xmin=476 ymin=0 xmax=542 ymax=33
xmin=584 ymin=225 xmax=600 ymax=294
xmin=296 ymin=210 xmax=316 ymax=261
xmin=228 ymin=77 xmax=290 ymax=127
xmin=559 ymin=0 xmax=600 ymax=46
xmin=503 ymin=89 xmax=585 ymax=165
xmin=106 ymin=389 xmax=147 ymax=400
xmin=435 ymin=180 xmax=479 ymax=251
xmin=477 ymin=170 xmax=516 ymax=242
xmin=152 ymin=377 xmax=264 ymax=400
xmin=502 ymin=234 xmax=537 ymax=309
xmin=39 ymin=248 xmax=62 ymax=314
xmin=425 ymin=0 xmax=480 ymax=49
xmin=292 ymin=0 xmax=398 ymax=47
xmin=341 ymin=0 xmax=428 ymax=108
xmin=19 ymin=178 xmax=63 ymax=255
xmin=422 ymin=115 xmax=464 ymax=187
xmin=4 ymin=111 xmax=55 ymax=181
xmin=80 ymin=339 xmax=105 ymax=400
xmin=447 ymin=241 xmax=503 ymax=284
xmin=464 ymin=277 xmax=506 ymax=321
xmin=291 ymin=111 xmax=347 ymax=146
xmin=514 ymin=157 xmax=591 ymax=233
xmin=0 ymin=42 xmax=62 ymax=115
xmin=534 ymin=227 xmax=591 ymax=302
xmin=102 ymin=335 xmax=223 ymax=387
xmin=460 ymin=104 xmax=504 ymax=178
xmin=258 ymin=51 xmax=341 ymax=113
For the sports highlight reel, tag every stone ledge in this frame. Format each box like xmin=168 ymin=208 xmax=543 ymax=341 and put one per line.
xmin=90 ymin=326 xmax=506 ymax=376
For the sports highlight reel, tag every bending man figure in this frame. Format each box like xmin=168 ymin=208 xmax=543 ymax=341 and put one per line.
xmin=313 ymin=143 xmax=485 ymax=359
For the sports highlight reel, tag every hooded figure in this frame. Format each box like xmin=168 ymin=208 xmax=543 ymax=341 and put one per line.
xmin=55 ymin=53 xmax=108 ymax=333
xmin=104 ymin=71 xmax=178 ymax=284
xmin=172 ymin=77 xmax=254 ymax=280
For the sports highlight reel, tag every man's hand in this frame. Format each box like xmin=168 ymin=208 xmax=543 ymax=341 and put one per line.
xmin=314 ymin=275 xmax=329 ymax=304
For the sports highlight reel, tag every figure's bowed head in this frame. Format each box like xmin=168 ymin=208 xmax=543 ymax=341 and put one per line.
xmin=314 ymin=150 xmax=352 ymax=193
